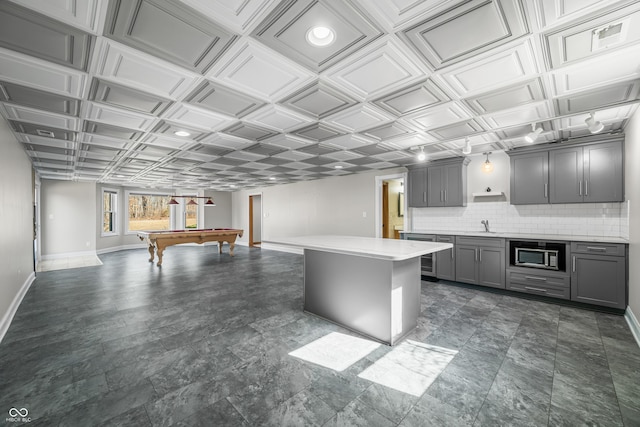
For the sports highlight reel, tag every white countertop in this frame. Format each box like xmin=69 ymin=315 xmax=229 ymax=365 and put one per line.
xmin=403 ymin=230 xmax=628 ymax=244
xmin=265 ymin=235 xmax=453 ymax=261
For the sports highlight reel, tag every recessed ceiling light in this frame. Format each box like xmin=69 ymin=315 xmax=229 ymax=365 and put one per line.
xmin=306 ymin=26 xmax=335 ymax=47
xmin=334 ymin=165 xmax=343 ymax=169
xmin=174 ymin=130 xmax=191 ymax=137
xmin=116 ymin=174 xmax=125 ymax=178
xmin=269 ymin=177 xmax=276 ymax=180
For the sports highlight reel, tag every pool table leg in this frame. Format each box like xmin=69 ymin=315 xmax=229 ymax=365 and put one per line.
xmin=218 ymin=242 xmax=223 ymax=254
xmin=156 ymin=245 xmax=165 ymax=266
xmin=229 ymin=242 xmax=235 ymax=256
xmin=147 ymin=244 xmax=155 ymax=263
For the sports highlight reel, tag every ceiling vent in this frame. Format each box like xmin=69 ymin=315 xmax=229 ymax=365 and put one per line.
xmin=591 ymin=20 xmax=628 ymax=52
xmin=36 ymin=129 xmax=55 ymax=138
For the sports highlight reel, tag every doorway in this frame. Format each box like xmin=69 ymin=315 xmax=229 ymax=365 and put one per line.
xmin=377 ymin=175 xmax=405 ymax=239
xmin=249 ymin=194 xmax=262 ymax=247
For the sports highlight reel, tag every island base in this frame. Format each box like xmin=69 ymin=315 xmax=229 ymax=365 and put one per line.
xmin=303 ymin=249 xmax=421 ymax=346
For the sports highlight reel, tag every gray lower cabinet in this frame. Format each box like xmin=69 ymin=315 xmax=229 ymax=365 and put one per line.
xmin=571 ymin=242 xmax=627 ymax=309
xmin=435 ymin=235 xmax=455 ymax=281
xmin=506 ymin=269 xmax=570 ymax=299
xmin=455 ymin=236 xmax=505 ymax=289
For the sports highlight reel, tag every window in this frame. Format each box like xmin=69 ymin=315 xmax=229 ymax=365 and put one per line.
xmin=184 ymin=198 xmax=198 ymax=229
xmin=127 ymin=193 xmax=171 ymax=232
xmin=102 ymin=189 xmax=118 ymax=236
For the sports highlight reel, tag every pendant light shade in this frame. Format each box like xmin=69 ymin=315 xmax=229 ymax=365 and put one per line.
xmin=187 ymin=198 xmax=198 ymax=206
xmin=168 ymin=197 xmax=179 ymax=205
xmin=205 ymin=198 xmax=216 ymax=206
xmin=481 ymin=152 xmax=494 ymax=174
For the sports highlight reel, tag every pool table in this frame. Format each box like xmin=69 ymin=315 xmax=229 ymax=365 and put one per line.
xmin=137 ymin=228 xmax=244 ymax=266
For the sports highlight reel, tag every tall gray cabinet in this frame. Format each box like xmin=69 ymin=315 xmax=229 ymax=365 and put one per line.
xmin=508 ymin=136 xmax=624 ymax=205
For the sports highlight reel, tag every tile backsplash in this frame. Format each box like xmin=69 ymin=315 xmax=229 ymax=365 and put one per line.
xmin=410 ymin=201 xmax=629 ymax=239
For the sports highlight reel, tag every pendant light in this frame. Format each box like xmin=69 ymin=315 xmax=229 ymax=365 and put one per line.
xmin=481 ymin=152 xmax=494 ymax=174
xmin=205 ymin=197 xmax=216 ymax=206
xmin=187 ymin=198 xmax=198 ymax=206
xmin=168 ymin=196 xmax=179 ymax=205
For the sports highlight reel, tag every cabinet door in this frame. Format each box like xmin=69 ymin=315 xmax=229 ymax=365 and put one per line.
xmin=550 ymin=147 xmax=584 ymax=203
xmin=407 ymin=168 xmax=428 ymax=207
xmin=444 ymin=164 xmax=464 ymax=206
xmin=571 ymin=254 xmax=626 ymax=309
xmin=455 ymin=245 xmax=478 ymax=284
xmin=478 ymin=246 xmax=505 ymax=289
xmin=436 ymin=235 xmax=455 ymax=281
xmin=583 ymin=141 xmax=624 ymax=203
xmin=427 ymin=166 xmax=444 ymax=207
xmin=510 ymin=152 xmax=548 ymax=205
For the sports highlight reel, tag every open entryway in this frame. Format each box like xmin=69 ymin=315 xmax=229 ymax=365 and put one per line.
xmin=376 ymin=173 xmax=406 ymax=239
xmin=248 ymin=194 xmax=262 ymax=247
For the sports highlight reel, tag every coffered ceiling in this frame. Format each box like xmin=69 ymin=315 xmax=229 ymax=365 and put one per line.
xmin=0 ymin=0 xmax=639 ymax=191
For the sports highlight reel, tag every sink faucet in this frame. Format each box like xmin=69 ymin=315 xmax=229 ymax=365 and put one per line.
xmin=481 ymin=220 xmax=490 ymax=232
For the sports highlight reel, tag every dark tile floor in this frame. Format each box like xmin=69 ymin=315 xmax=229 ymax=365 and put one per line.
xmin=1 ymin=246 xmax=640 ymax=426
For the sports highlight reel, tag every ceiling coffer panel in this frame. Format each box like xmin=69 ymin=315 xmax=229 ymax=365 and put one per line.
xmin=279 ymin=81 xmax=357 ymax=119
xmin=88 ymin=79 xmax=172 ymax=116
xmin=400 ymin=0 xmax=529 ymax=70
xmin=104 ymin=0 xmax=238 ymax=74
xmin=10 ymin=120 xmax=77 ymax=141
xmin=184 ymin=81 xmax=265 ymax=118
xmin=373 ymin=79 xmax=449 ymax=116
xmin=83 ymin=120 xmax=144 ymax=140
xmin=0 ymin=2 xmax=94 ymax=71
xmin=221 ymin=122 xmax=278 ymax=141
xmin=251 ymin=0 xmax=383 ymax=72
xmin=0 ymin=81 xmax=80 ymax=116
xmin=465 ymin=79 xmax=545 ymax=114
xmin=292 ymin=123 xmax=346 ymax=142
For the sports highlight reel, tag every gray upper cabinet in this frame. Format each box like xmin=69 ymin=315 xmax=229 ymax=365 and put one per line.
xmin=509 ymin=151 xmax=549 ymax=205
xmin=407 ymin=167 xmax=428 ymax=207
xmin=550 ymin=140 xmax=624 ymax=204
xmin=409 ymin=157 xmax=469 ymax=208
xmin=509 ymin=136 xmax=624 ymax=205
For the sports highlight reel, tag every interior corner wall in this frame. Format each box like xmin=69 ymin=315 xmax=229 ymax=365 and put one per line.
xmin=203 ymin=190 xmax=232 ymax=229
xmin=624 ymin=107 xmax=640 ymax=320
xmin=231 ymin=168 xmax=405 ymax=246
xmin=41 ymin=180 xmax=96 ymax=257
xmin=0 ymin=118 xmax=35 ymax=336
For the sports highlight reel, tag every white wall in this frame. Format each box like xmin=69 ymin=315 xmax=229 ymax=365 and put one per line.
xmin=466 ymin=151 xmax=511 ymax=202
xmin=203 ymin=190 xmax=233 ymax=229
xmin=0 ymin=119 xmax=35 ymax=341
xmin=624 ymin=107 xmax=640 ymax=324
xmin=231 ymin=168 xmax=405 ymax=245
xmin=41 ymin=180 xmax=96 ymax=258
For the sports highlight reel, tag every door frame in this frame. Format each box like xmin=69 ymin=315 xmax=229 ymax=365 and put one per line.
xmin=248 ymin=193 xmax=262 ymax=247
xmin=375 ymin=173 xmax=407 ymax=238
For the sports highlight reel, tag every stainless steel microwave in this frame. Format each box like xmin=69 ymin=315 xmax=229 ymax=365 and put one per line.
xmin=514 ymin=247 xmax=559 ymax=270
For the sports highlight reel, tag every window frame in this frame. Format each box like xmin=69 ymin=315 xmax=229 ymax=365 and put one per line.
xmin=101 ymin=188 xmax=119 ymax=237
xmin=124 ymin=190 xmax=173 ymax=235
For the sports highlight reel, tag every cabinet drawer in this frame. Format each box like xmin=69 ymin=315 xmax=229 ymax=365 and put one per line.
xmin=508 ymin=271 xmax=570 ymax=288
xmin=507 ymin=280 xmax=570 ymax=300
xmin=436 ymin=235 xmax=455 ymax=243
xmin=571 ymin=242 xmax=625 ymax=256
xmin=456 ymin=236 xmax=505 ymax=248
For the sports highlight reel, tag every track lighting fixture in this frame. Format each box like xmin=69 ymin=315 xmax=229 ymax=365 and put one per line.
xmin=462 ymin=137 xmax=472 ymax=155
xmin=585 ymin=112 xmax=604 ymax=134
xmin=524 ymin=123 xmax=543 ymax=143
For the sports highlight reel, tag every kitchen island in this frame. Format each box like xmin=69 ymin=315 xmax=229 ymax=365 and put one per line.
xmin=265 ymin=235 xmax=452 ymax=345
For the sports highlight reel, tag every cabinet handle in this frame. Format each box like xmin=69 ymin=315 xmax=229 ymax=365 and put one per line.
xmin=475 ymin=248 xmax=478 ymax=262
xmin=525 ymin=276 xmax=548 ymax=282
xmin=572 ymin=255 xmax=576 ymax=272
xmin=444 ymin=190 xmax=447 ymax=202
xmin=544 ymin=183 xmax=548 ymax=198
xmin=579 ymin=181 xmax=582 ymax=196
xmin=586 ymin=246 xmax=607 ymax=252
xmin=479 ymin=248 xmax=482 ymax=262
xmin=585 ymin=181 xmax=588 ymax=196
xmin=525 ymin=286 xmax=548 ymax=293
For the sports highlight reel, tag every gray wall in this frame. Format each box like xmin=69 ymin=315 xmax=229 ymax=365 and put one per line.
xmin=0 ymin=119 xmax=34 ymax=338
xmin=203 ymin=190 xmax=233 ymax=229
xmin=41 ymin=180 xmax=96 ymax=257
xmin=231 ymin=168 xmax=405 ymax=245
xmin=625 ymin=108 xmax=640 ymax=322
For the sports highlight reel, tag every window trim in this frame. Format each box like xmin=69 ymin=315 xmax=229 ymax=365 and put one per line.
xmin=101 ymin=188 xmax=119 ymax=237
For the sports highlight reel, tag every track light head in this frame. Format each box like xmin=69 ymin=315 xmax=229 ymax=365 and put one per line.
xmin=461 ymin=137 xmax=472 ymax=155
xmin=585 ymin=112 xmax=604 ymax=134
xmin=524 ymin=123 xmax=543 ymax=143
xmin=416 ymin=146 xmax=426 ymax=161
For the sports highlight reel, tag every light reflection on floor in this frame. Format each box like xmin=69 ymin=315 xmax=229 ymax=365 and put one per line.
xmin=358 ymin=340 xmax=458 ymax=397
xmin=288 ymin=332 xmax=381 ymax=371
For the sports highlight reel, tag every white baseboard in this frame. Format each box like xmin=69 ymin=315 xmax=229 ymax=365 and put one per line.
xmin=41 ymin=250 xmax=97 ymax=260
xmin=260 ymin=242 xmax=303 ymax=255
xmin=625 ymin=306 xmax=640 ymax=349
xmin=0 ymin=272 xmax=35 ymax=344
xmin=97 ymin=244 xmax=146 ymax=255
